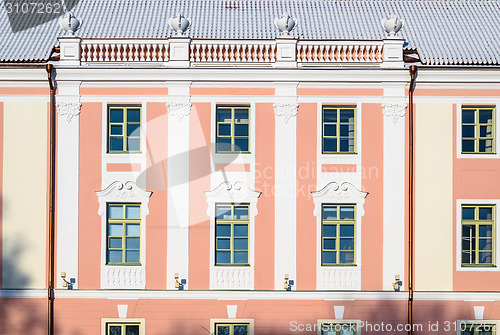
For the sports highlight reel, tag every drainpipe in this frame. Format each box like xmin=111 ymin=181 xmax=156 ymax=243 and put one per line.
xmin=46 ymin=63 xmax=56 ymax=335
xmin=408 ymin=65 xmax=417 ymax=335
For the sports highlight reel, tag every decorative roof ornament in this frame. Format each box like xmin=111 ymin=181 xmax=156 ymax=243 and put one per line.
xmin=169 ymin=14 xmax=191 ymax=35
xmin=274 ymin=13 xmax=297 ymax=36
xmin=381 ymin=15 xmax=405 ymax=38
xmin=58 ymin=12 xmax=82 ymax=36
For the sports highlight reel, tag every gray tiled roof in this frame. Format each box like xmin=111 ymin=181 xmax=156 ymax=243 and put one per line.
xmin=1 ymin=0 xmax=499 ymax=65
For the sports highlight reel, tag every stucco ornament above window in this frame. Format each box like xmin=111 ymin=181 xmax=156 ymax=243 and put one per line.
xmin=382 ymin=102 xmax=407 ymax=124
xmin=274 ymin=103 xmax=298 ymax=124
xmin=56 ymin=97 xmax=81 ymax=123
xmin=274 ymin=13 xmax=297 ymax=36
xmin=205 ymin=181 xmax=261 ymax=216
xmin=312 ymin=181 xmax=368 ymax=216
xmin=168 ymin=14 xmax=191 ymax=35
xmin=381 ymin=15 xmax=405 ymax=38
xmin=58 ymin=12 xmax=82 ymax=36
xmin=166 ymin=101 xmax=192 ymax=123
xmin=96 ymin=181 xmax=152 ymax=215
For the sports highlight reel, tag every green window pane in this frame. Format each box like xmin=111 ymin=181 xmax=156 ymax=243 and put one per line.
xmin=323 ymin=110 xmax=337 ymax=122
xmin=110 ymin=125 xmax=123 ymax=135
xmin=323 ymin=251 xmax=336 ymax=264
xmin=109 ymin=237 xmax=122 ymax=249
xmin=339 ymin=251 xmax=355 ymax=263
xmin=479 ymin=225 xmax=492 ymax=237
xmin=126 ymin=224 xmax=140 ymax=236
xmin=127 ymin=123 xmax=140 ymax=136
xmin=217 ymin=109 xmax=232 ymax=122
xmin=218 ymin=124 xmax=231 ymax=136
xmin=234 ymin=206 xmax=249 ymax=219
xmin=340 ymin=238 xmax=354 ymax=250
xmin=126 ymin=237 xmax=140 ymax=249
xmin=234 ymin=138 xmax=249 ymax=152
xmin=110 ymin=109 xmax=124 ymax=123
xmin=340 ymin=206 xmax=355 ymax=220
xmin=340 ymin=225 xmax=354 ymax=237
xmin=109 ymin=325 xmax=122 ymax=335
xmin=234 ymin=124 xmax=249 ymax=136
xmin=110 ymin=137 xmax=124 ymax=151
xmin=462 ymin=125 xmax=475 ymax=138
xmin=109 ymin=223 xmax=123 ymax=236
xmin=462 ymin=139 xmax=475 ymax=152
xmin=108 ymin=205 xmax=124 ymax=219
xmin=234 ymin=325 xmax=248 ymax=335
xmin=234 ymin=238 xmax=248 ymax=250
xmin=217 ymin=137 xmax=232 ymax=152
xmin=108 ymin=250 xmax=122 ymax=263
xmin=216 ymin=251 xmax=231 ymax=264
xmin=217 ymin=238 xmax=230 ymax=249
xmin=462 ymin=207 xmax=475 ymax=220
xmin=234 ymin=224 xmax=248 ymax=237
xmin=323 ymin=225 xmax=337 ymax=237
xmin=323 ymin=138 xmax=337 ymax=152
xmin=322 ymin=206 xmax=337 ymax=220
xmin=216 ymin=325 xmax=230 ymax=335
xmin=216 ymin=224 xmax=231 ymax=237
xmin=479 ymin=110 xmax=493 ymax=123
xmin=462 ymin=110 xmax=475 ymax=123
xmin=126 ymin=250 xmax=140 ymax=263
xmin=234 ymin=251 xmax=248 ymax=264
xmin=126 ymin=205 xmax=141 ymax=219
xmin=216 ymin=206 xmax=232 ymax=219
xmin=127 ymin=138 xmax=140 ymax=151
xmin=127 ymin=108 xmax=141 ymax=122
xmin=323 ymin=239 xmax=336 ymax=250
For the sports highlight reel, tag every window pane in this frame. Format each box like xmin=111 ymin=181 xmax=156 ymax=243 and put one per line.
xmin=340 ymin=110 xmax=354 ymax=122
xmin=479 ymin=110 xmax=493 ymax=123
xmin=234 ymin=224 xmax=248 ymax=237
xmin=339 ymin=251 xmax=355 ymax=264
xmin=479 ymin=225 xmax=492 ymax=237
xmin=462 ymin=139 xmax=475 ymax=152
xmin=234 ymin=238 xmax=248 ymax=250
xmin=216 ymin=206 xmax=232 ymax=219
xmin=340 ymin=238 xmax=354 ymax=250
xmin=323 ymin=225 xmax=336 ymax=237
xmin=479 ymin=207 xmax=493 ymax=220
xmin=234 ymin=325 xmax=248 ymax=335
xmin=125 ymin=325 xmax=140 ymax=335
xmin=108 ymin=250 xmax=122 ymax=263
xmin=323 ymin=239 xmax=336 ymax=250
xmin=234 ymin=206 xmax=248 ymax=219
xmin=323 ymin=109 xmax=337 ymax=122
xmin=110 ymin=125 xmax=123 ymax=135
xmin=108 ymin=205 xmax=123 ymax=219
xmin=216 ymin=251 xmax=231 ymax=264
xmin=234 ymin=251 xmax=248 ymax=264
xmin=235 ymin=124 xmax=249 ymax=136
xmin=340 ymin=206 xmax=355 ymax=220
xmin=126 ymin=237 xmax=140 ymax=249
xmin=217 ymin=137 xmax=232 ymax=152
xmin=126 ymin=250 xmax=140 ymax=263
xmin=462 ymin=207 xmax=475 ymax=220
xmin=109 ymin=237 xmax=122 ymax=249
xmin=234 ymin=109 xmax=249 ymax=122
xmin=462 ymin=125 xmax=475 ymax=138
xmin=462 ymin=251 xmax=474 ymax=264
xmin=216 ymin=325 xmax=230 ymax=335
xmin=126 ymin=224 xmax=140 ymax=236
xmin=234 ymin=138 xmax=249 ymax=152
xmin=109 ymin=325 xmax=122 ymax=335
xmin=218 ymin=124 xmax=231 ymax=136
xmin=480 ymin=125 xmax=492 ymax=137
xmin=110 ymin=109 xmax=124 ymax=123
xmin=462 ymin=225 xmax=475 ymax=237
xmin=127 ymin=108 xmax=141 ymax=122
xmin=479 ymin=251 xmax=492 ymax=264
xmin=324 ymin=124 xmax=337 ymax=136
xmin=216 ymin=224 xmax=231 ymax=237
xmin=479 ymin=140 xmax=489 ymax=152
xmin=462 ymin=110 xmax=475 ymax=123
xmin=479 ymin=239 xmax=492 ymax=251
xmin=127 ymin=123 xmax=140 ymax=137
xmin=110 ymin=137 xmax=124 ymax=151
xmin=322 ymin=206 xmax=337 ymax=220
xmin=461 ymin=238 xmax=473 ymax=251
xmin=127 ymin=138 xmax=140 ymax=151
xmin=340 ymin=225 xmax=354 ymax=237
xmin=109 ymin=223 xmax=123 ymax=236
xmin=339 ymin=138 xmax=350 ymax=152
xmin=323 ymin=251 xmax=336 ymax=264
xmin=340 ymin=125 xmax=350 ymax=136
xmin=323 ymin=138 xmax=337 ymax=152
xmin=217 ymin=109 xmax=232 ymax=122
xmin=126 ymin=205 xmax=141 ymax=219
xmin=217 ymin=238 xmax=230 ymax=249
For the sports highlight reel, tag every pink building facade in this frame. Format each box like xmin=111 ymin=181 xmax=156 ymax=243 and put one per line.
xmin=0 ymin=1 xmax=500 ymax=334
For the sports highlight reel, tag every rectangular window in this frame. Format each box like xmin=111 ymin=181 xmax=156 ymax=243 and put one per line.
xmin=215 ymin=323 xmax=249 ymax=335
xmin=321 ymin=322 xmax=358 ymax=335
xmin=322 ymin=106 xmax=356 ymax=154
xmin=460 ymin=322 xmax=496 ymax=334
xmin=322 ymin=204 xmax=356 ymax=265
xmin=461 ymin=205 xmax=495 ymax=266
xmin=107 ymin=204 xmax=141 ymax=265
xmin=462 ymin=106 xmax=495 ymax=154
xmin=216 ymin=106 xmax=250 ymax=153
xmin=215 ymin=204 xmax=249 ymax=265
xmin=106 ymin=322 xmax=141 ymax=335
xmin=108 ymin=106 xmax=141 ymax=153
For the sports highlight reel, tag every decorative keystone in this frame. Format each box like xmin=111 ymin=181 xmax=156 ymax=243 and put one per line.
xmin=274 ymin=13 xmax=297 ymax=36
xmin=169 ymin=14 xmax=191 ymax=35
xmin=58 ymin=12 xmax=82 ymax=36
xmin=381 ymin=15 xmax=404 ymax=37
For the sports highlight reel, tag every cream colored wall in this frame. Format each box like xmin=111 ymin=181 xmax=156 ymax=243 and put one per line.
xmin=415 ymin=103 xmax=453 ymax=291
xmin=3 ymin=102 xmax=47 ymax=289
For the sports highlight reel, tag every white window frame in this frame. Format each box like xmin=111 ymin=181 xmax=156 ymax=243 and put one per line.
xmin=210 ymin=319 xmax=254 ymax=335
xmin=317 ymin=319 xmax=362 ymax=335
xmin=101 ymin=318 xmax=145 ymax=335
xmin=456 ymin=103 xmax=499 ymax=159
xmin=456 ymin=199 xmax=499 ymax=272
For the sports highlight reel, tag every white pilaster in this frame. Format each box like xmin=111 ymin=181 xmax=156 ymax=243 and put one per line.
xmin=56 ymin=81 xmax=81 ymax=288
xmin=382 ymin=84 xmax=407 ymax=290
xmin=274 ymin=83 xmax=298 ymax=290
xmin=166 ymin=82 xmax=191 ymax=289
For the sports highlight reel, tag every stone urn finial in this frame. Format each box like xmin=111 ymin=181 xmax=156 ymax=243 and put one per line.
xmin=381 ymin=15 xmax=405 ymax=37
xmin=169 ymin=14 xmax=191 ymax=35
xmin=58 ymin=12 xmax=82 ymax=36
xmin=274 ymin=13 xmax=297 ymax=36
